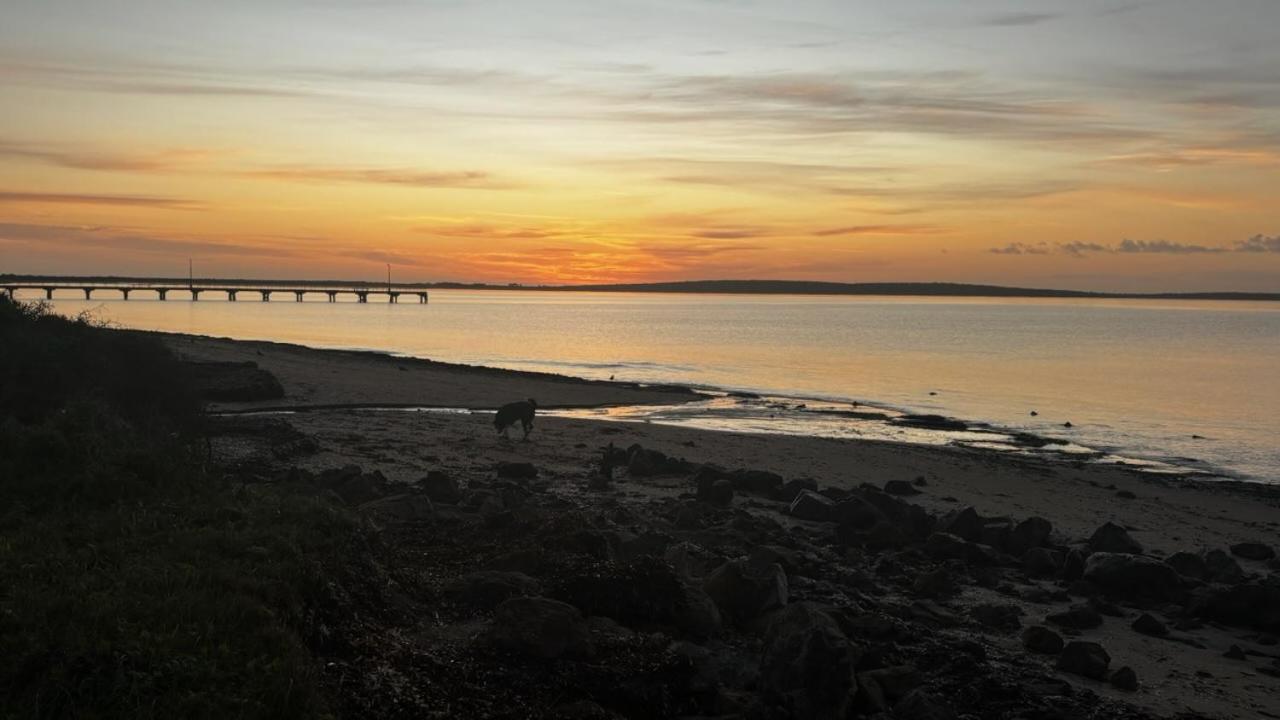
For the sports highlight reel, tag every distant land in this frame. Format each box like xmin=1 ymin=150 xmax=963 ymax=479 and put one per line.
xmin=3 ymin=275 xmax=1278 ymax=301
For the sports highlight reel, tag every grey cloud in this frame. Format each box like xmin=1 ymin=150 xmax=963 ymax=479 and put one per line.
xmin=1116 ymin=239 xmax=1224 ymax=254
xmin=989 ymin=242 xmax=1050 ymax=255
xmin=0 ymin=190 xmax=203 ymax=209
xmin=0 ymin=222 xmax=294 ymax=258
xmin=1236 ymin=234 xmax=1280 ymax=252
xmin=983 ymin=12 xmax=1062 ymax=27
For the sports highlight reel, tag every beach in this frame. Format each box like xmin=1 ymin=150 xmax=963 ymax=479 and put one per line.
xmin=171 ymin=331 xmax=1280 ymax=719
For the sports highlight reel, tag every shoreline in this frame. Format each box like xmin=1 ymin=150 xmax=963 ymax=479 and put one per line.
xmin=159 ymin=328 xmax=1261 ymax=487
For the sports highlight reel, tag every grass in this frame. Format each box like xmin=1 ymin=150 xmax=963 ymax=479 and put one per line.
xmin=0 ymin=297 xmax=368 ymax=719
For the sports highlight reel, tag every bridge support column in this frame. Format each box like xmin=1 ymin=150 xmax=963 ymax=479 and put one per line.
xmin=45 ymin=288 xmax=55 ymax=300
xmin=83 ymin=288 xmax=93 ymax=300
xmin=191 ymin=290 xmax=201 ymax=302
xmin=120 ymin=289 xmax=130 ymax=300
xmin=158 ymin=289 xmax=168 ymax=301
xmin=295 ymin=291 xmax=304 ymax=302
xmin=419 ymin=293 xmax=428 ymax=304
xmin=261 ymin=291 xmax=271 ymax=302
xmin=357 ymin=292 xmax=368 ymax=303
xmin=327 ymin=291 xmax=336 ymax=303
xmin=389 ymin=292 xmax=399 ymax=304
xmin=227 ymin=290 xmax=237 ymax=301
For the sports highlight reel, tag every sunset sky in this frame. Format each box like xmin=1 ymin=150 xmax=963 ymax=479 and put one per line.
xmin=2 ymin=0 xmax=1278 ymax=291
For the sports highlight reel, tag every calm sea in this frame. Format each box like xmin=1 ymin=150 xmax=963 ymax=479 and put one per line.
xmin=26 ymin=289 xmax=1280 ymax=483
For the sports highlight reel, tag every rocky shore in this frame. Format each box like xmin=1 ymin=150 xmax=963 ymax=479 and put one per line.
xmin=203 ymin=391 xmax=1280 ymax=719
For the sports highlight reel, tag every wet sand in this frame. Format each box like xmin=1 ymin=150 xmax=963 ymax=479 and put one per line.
xmin=172 ymin=332 xmax=1280 ymax=719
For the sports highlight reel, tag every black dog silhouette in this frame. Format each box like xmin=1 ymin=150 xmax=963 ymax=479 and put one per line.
xmin=494 ymin=398 xmax=537 ymax=440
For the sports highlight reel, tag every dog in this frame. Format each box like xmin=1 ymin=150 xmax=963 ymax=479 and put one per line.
xmin=494 ymin=398 xmax=538 ymax=440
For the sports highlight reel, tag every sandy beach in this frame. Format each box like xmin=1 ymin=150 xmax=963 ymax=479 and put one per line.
xmin=162 ymin=331 xmax=1280 ymax=719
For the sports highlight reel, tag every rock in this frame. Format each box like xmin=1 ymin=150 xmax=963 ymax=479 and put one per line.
xmin=833 ymin=496 xmax=888 ymax=531
xmin=703 ymin=558 xmax=788 ymax=625
xmin=1057 ymin=641 xmax=1111 ymax=680
xmin=980 ymin=520 xmax=1013 ymax=549
xmin=857 ymin=665 xmax=922 ymax=713
xmin=1062 ymin=549 xmax=1086 ymax=582
xmin=184 ymin=360 xmax=285 ymax=402
xmin=914 ymin=476 xmax=928 ymax=486
xmin=913 ymin=567 xmax=958 ymax=599
xmin=938 ymin=507 xmax=984 ymax=542
xmin=925 ymin=532 xmax=971 ymax=561
xmin=495 ymin=461 xmax=538 ymax=480
xmin=674 ymin=580 xmax=722 ymax=639
xmin=789 ymin=489 xmax=836 ymax=522
xmin=883 ymin=479 xmax=921 ymax=496
xmin=1022 ymin=625 xmax=1065 ymax=654
xmin=1083 ymin=552 xmax=1182 ymax=600
xmin=1166 ymin=551 xmax=1208 ymax=581
xmin=1111 ymin=666 xmax=1138 ymax=691
xmin=970 ymin=603 xmax=1023 ymax=632
xmin=1022 ymin=547 xmax=1061 ymax=577
xmin=1115 ymin=490 xmax=1137 ymax=499
xmin=490 ymin=597 xmax=592 ymax=659
xmin=448 ymin=571 xmax=540 ymax=610
xmin=728 ymin=469 xmax=784 ymax=496
xmin=1191 ymin=577 xmax=1280 ymax=632
xmin=416 ymin=470 xmax=460 ymax=504
xmin=1231 ymin=542 xmax=1276 ymax=561
xmin=777 ymin=477 xmax=818 ymax=503
xmin=760 ymin=603 xmax=857 ymax=719
xmin=357 ymin=493 xmax=434 ymax=524
xmin=894 ymin=688 xmax=955 ymax=720
xmin=1205 ymin=549 xmax=1245 ymax=584
xmin=1224 ymin=644 xmax=1247 ymax=660
xmin=1009 ymin=517 xmax=1053 ymax=555
xmin=1047 ymin=604 xmax=1103 ymax=630
xmin=324 ymin=467 xmax=389 ymax=505
xmin=696 ymin=475 xmax=734 ymax=506
xmin=1088 ymin=522 xmax=1143 ymax=555
xmin=1131 ymin=613 xmax=1168 ymax=637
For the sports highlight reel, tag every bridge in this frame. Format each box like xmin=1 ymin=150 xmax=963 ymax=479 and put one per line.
xmin=2 ymin=279 xmax=429 ymax=304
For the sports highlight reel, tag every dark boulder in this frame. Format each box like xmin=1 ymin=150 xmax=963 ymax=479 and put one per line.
xmin=728 ymin=468 xmax=785 ymax=496
xmin=1131 ymin=613 xmax=1168 ymax=637
xmin=416 ymin=470 xmax=460 ymax=504
xmin=925 ymin=532 xmax=971 ymax=561
xmin=1088 ymin=521 xmax=1143 ymax=554
xmin=1062 ymin=549 xmax=1086 ymax=582
xmin=1022 ymin=625 xmax=1064 ymax=654
xmin=856 ymin=665 xmax=921 ymax=714
xmin=357 ymin=493 xmax=434 ymax=525
xmin=1111 ymin=666 xmax=1139 ymax=691
xmin=937 ymin=506 xmax=984 ymax=542
xmin=883 ymin=479 xmax=921 ymax=496
xmin=1047 ymin=604 xmax=1103 ymax=630
xmin=1231 ymin=542 xmax=1276 ymax=562
xmin=1165 ymin=551 xmax=1208 ymax=581
xmin=1009 ymin=517 xmax=1053 ymax=555
xmin=1205 ymin=549 xmax=1245 ymax=584
xmin=495 ymin=461 xmax=538 ymax=480
xmin=970 ymin=603 xmax=1023 ymax=632
xmin=776 ymin=477 xmax=818 ymax=503
xmin=703 ymin=558 xmax=788 ymax=625
xmin=1022 ymin=547 xmax=1061 ymax=577
xmin=789 ymin=489 xmax=836 ymax=522
xmin=696 ymin=475 xmax=734 ymax=506
xmin=833 ymin=496 xmax=889 ymax=531
xmin=490 ymin=597 xmax=593 ymax=659
xmin=1056 ymin=641 xmax=1110 ymax=680
xmin=448 ymin=571 xmax=540 ymax=610
xmin=1083 ymin=552 xmax=1182 ymax=600
xmin=760 ymin=603 xmax=857 ymax=720
xmin=1191 ymin=577 xmax=1280 ymax=632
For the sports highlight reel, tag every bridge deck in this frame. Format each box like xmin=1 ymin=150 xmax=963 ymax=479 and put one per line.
xmin=2 ymin=281 xmax=430 ymax=304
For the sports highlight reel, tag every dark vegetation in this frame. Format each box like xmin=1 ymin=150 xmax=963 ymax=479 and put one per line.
xmin=0 ymin=297 xmax=364 ymax=719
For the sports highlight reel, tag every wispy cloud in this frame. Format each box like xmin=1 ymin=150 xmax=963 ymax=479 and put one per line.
xmin=0 ymin=222 xmax=293 ymax=257
xmin=0 ymin=140 xmax=220 ymax=173
xmin=812 ymin=224 xmax=941 ymax=237
xmin=0 ymin=190 xmax=204 ymax=209
xmin=1236 ymin=234 xmax=1280 ymax=253
xmin=243 ymin=166 xmax=519 ymax=189
xmin=982 ymin=12 xmax=1062 ymax=27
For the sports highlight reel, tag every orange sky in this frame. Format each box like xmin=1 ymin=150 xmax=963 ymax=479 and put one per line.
xmin=1 ymin=1 xmax=1278 ymax=292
